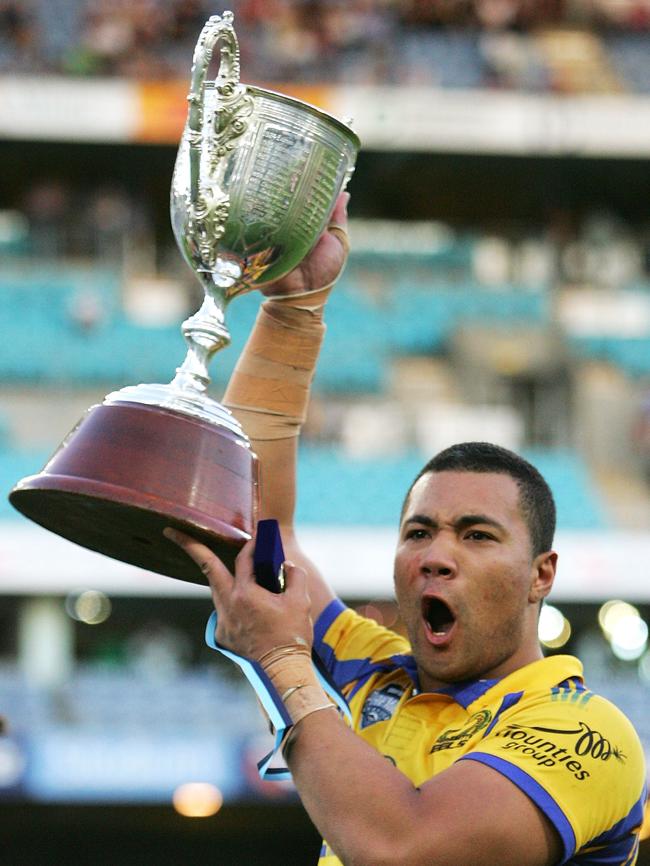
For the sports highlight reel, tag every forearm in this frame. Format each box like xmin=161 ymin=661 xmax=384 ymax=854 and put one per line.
xmin=223 ymin=301 xmax=335 ymax=615
xmin=285 ymin=711 xmax=425 ymax=866
xmin=222 ymin=301 xmax=324 ymax=526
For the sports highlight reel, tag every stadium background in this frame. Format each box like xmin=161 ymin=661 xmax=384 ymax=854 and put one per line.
xmin=1 ymin=0 xmax=650 ymax=862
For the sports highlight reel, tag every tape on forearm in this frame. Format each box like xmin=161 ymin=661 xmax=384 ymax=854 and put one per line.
xmin=222 ymin=223 xmax=349 ymax=439
xmin=258 ymin=644 xmax=334 ymax=726
xmin=223 ymin=302 xmax=326 ymax=440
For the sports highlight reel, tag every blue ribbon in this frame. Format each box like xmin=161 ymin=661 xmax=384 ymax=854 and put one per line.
xmin=205 ymin=610 xmax=351 ymax=781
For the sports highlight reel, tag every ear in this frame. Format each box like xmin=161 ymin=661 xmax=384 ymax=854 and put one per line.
xmin=528 ymin=551 xmax=558 ymax=604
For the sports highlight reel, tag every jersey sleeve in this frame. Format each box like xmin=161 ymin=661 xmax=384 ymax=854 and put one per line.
xmin=313 ymin=599 xmax=413 ymax=695
xmin=460 ymin=689 xmax=647 ymax=863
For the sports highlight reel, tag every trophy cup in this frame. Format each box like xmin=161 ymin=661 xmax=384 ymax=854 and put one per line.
xmin=9 ymin=12 xmax=360 ymax=585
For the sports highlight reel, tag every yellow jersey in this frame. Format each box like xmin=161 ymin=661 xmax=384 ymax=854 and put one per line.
xmin=314 ymin=600 xmax=647 ymax=866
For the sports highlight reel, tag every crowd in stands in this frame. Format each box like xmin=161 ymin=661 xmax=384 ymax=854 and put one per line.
xmin=2 ymin=0 xmax=650 ymax=91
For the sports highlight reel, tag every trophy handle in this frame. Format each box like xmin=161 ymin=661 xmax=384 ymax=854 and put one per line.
xmin=187 ymin=11 xmax=246 ymax=213
xmin=172 ymin=12 xmax=253 ymax=398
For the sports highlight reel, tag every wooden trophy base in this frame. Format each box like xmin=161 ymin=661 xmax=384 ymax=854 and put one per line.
xmin=9 ymin=401 xmax=259 ymax=585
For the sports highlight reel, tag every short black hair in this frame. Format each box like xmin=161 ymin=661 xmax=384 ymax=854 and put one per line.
xmin=401 ymin=442 xmax=556 ymax=557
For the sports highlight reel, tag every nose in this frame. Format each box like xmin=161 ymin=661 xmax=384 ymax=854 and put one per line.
xmin=419 ymin=534 xmax=457 ymax=578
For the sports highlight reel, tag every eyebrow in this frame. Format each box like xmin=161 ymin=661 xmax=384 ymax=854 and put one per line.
xmin=403 ymin=513 xmax=507 ymax=534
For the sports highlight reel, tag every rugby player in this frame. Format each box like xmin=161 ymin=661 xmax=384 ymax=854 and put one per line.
xmin=167 ymin=193 xmax=646 ymax=866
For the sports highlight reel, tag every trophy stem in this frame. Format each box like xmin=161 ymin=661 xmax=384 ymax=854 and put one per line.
xmin=171 ymin=293 xmax=231 ymax=394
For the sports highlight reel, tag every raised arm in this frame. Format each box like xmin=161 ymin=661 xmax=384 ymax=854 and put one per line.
xmin=221 ymin=193 xmax=350 ymax=620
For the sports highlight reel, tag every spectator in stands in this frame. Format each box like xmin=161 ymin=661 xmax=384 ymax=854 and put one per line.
xmin=22 ymin=179 xmax=71 ymax=259
xmin=86 ymin=185 xmax=134 ymax=261
xmin=0 ymin=0 xmax=36 ymax=71
xmin=66 ymin=287 xmax=105 ymax=333
xmin=6 ymin=0 xmax=650 ymax=86
xmin=167 ymin=194 xmax=646 ymax=866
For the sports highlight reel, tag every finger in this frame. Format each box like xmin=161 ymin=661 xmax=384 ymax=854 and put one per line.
xmin=327 ymin=194 xmax=350 ymax=256
xmin=282 ymin=560 xmax=308 ymax=598
xmin=234 ymin=536 xmax=256 ymax=584
xmin=163 ymin=527 xmax=234 ymax=597
xmin=330 ymin=191 xmax=350 ymax=227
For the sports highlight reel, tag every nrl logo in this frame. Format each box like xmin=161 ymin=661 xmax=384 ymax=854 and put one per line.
xmin=430 ymin=709 xmax=493 ymax=753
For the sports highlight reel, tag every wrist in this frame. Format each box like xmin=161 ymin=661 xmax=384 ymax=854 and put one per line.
xmin=262 ymin=285 xmax=332 ymax=315
xmin=259 ymin=644 xmax=332 ymax=726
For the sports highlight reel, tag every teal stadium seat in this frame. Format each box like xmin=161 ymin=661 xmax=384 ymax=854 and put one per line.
xmin=294 ymin=445 xmax=606 ymax=530
xmin=1 ymin=260 xmax=552 ymax=389
xmin=570 ymin=335 xmax=650 ymax=378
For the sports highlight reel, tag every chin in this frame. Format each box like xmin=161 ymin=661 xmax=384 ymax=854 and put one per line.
xmin=418 ymin=652 xmax=471 ymax=687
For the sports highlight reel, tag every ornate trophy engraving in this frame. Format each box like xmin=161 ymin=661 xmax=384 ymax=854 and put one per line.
xmin=9 ymin=12 xmax=360 ymax=585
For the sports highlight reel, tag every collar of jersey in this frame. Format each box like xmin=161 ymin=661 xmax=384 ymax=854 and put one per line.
xmin=420 ymin=655 xmax=583 ymax=710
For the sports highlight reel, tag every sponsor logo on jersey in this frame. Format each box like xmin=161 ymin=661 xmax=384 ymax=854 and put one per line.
xmin=493 ymin=720 xmax=625 ymax=780
xmin=430 ymin=709 xmax=493 ymax=753
xmin=528 ymin=721 xmax=626 ymax=763
xmin=360 ymin=683 xmax=405 ymax=728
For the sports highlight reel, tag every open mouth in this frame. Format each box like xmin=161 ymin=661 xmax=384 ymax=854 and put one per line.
xmin=422 ymin=597 xmax=456 ymax=643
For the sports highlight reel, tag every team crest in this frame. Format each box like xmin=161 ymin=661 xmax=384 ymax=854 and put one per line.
xmin=361 ymin=684 xmax=405 ymax=729
xmin=430 ymin=709 xmax=493 ymax=753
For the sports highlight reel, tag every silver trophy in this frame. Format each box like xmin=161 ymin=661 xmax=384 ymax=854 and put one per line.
xmin=10 ymin=11 xmax=360 ymax=584
xmin=118 ymin=9 xmax=360 ymax=427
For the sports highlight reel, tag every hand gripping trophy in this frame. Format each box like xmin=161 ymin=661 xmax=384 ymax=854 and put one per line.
xmin=10 ymin=12 xmax=359 ymax=584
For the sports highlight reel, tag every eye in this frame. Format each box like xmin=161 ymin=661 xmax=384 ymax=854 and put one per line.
xmin=465 ymin=530 xmax=495 ymax=542
xmin=405 ymin=528 xmax=429 ymax=541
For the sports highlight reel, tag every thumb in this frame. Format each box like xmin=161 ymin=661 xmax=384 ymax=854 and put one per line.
xmin=331 ymin=191 xmax=350 ymax=226
xmin=282 ymin=560 xmax=308 ymax=597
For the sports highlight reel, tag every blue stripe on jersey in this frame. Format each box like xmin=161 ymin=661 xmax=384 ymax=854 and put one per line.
xmin=315 ymin=647 xmax=381 ymax=692
xmin=314 ymin=598 xmax=347 ymax=646
xmin=435 ymin=677 xmax=500 ymax=709
xmin=314 ymin=600 xmax=419 ymax=693
xmin=460 ymin=752 xmax=576 ymax=862
xmin=555 ymin=676 xmax=589 ymax=707
xmin=484 ymin=691 xmax=524 ymax=736
xmin=572 ymin=786 xmax=647 ymax=864
xmin=314 ymin=601 xmax=374 ymax=689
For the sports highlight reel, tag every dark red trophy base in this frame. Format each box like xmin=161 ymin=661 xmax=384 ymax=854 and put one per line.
xmin=9 ymin=401 xmax=259 ymax=586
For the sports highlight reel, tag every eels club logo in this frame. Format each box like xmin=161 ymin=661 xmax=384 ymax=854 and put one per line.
xmin=430 ymin=710 xmax=493 ymax=753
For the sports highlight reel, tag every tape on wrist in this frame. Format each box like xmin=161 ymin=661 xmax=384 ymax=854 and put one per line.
xmin=205 ymin=611 xmax=351 ymax=781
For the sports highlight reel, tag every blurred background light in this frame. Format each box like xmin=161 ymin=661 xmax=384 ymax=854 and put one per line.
xmin=65 ymin=590 xmax=112 ymax=625
xmin=172 ymin=782 xmax=223 ymax=818
xmin=609 ymin=614 xmax=648 ymax=661
xmin=598 ymin=600 xmax=640 ymax=639
xmin=598 ymin=599 xmax=648 ymax=660
xmin=538 ymin=604 xmax=572 ymax=649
